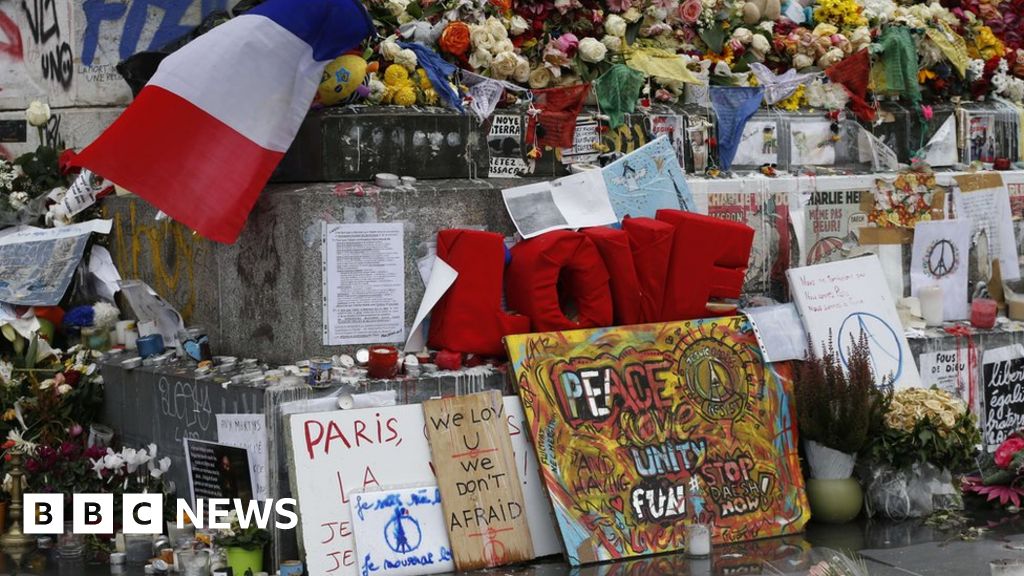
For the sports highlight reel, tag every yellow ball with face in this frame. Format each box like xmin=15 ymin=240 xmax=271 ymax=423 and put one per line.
xmin=317 ymin=54 xmax=369 ymax=106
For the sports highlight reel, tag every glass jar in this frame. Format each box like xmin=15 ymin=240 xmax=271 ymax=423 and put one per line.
xmin=56 ymin=522 xmax=85 ymax=559
xmin=125 ymin=533 xmax=154 ymax=564
xmin=178 ymin=549 xmax=212 ymax=576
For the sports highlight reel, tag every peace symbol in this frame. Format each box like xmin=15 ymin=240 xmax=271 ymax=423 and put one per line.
xmin=925 ymin=239 xmax=958 ymax=279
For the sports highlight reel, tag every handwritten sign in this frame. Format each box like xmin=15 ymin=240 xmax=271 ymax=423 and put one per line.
xmin=982 ymin=345 xmax=1024 ymax=451
xmin=504 ymin=317 xmax=808 ymax=565
xmin=288 ymin=399 xmax=556 ymax=576
xmin=351 ymin=487 xmax=453 ymax=576
xmin=787 ymin=255 xmax=920 ymax=389
xmin=423 ymin=391 xmax=533 ymax=570
xmin=216 ymin=414 xmax=268 ymax=500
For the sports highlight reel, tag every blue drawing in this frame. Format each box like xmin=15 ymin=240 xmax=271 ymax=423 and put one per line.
xmin=837 ymin=312 xmax=902 ymax=384
xmin=602 ymin=136 xmax=695 ymax=220
xmin=384 ymin=507 xmax=422 ymax=554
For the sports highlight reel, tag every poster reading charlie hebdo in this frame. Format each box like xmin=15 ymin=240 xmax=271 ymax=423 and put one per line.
xmin=504 ymin=317 xmax=808 ymax=566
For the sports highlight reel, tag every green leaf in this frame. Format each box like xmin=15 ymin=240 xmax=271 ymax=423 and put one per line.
xmin=699 ymin=24 xmax=725 ymax=53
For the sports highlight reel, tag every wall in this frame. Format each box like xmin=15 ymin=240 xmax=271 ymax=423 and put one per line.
xmin=0 ymin=0 xmax=227 ymax=158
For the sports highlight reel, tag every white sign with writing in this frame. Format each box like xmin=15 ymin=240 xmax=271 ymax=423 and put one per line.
xmin=288 ymin=397 xmax=558 ymax=576
xmin=787 ymin=255 xmax=920 ymax=389
xmin=919 ymin=349 xmax=969 ymax=400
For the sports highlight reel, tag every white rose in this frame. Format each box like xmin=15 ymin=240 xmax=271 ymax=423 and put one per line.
xmin=601 ymin=35 xmax=623 ymax=54
xmin=380 ymin=40 xmax=402 ymax=61
xmin=25 ymin=101 xmax=49 ymax=127
xmin=385 ymin=0 xmax=410 ymax=18
xmin=578 ymin=37 xmax=608 ymax=63
xmin=57 ymin=384 xmax=72 ymax=395
xmin=513 ymin=57 xmax=531 ymax=83
xmin=485 ymin=17 xmax=508 ymax=41
xmin=509 ymin=15 xmax=529 ymax=36
xmin=731 ymin=28 xmax=753 ymax=44
xmin=758 ymin=21 xmax=775 ymax=33
xmin=605 ymin=14 xmax=627 ymax=37
xmin=469 ymin=49 xmax=492 ymax=70
xmin=491 ymin=51 xmax=519 ymax=79
xmin=529 ymin=66 xmax=553 ymax=89
xmin=395 ymin=49 xmax=418 ymax=71
xmin=622 ymin=7 xmax=642 ymax=22
xmin=367 ymin=78 xmax=387 ymax=104
xmin=645 ymin=6 xmax=668 ymax=21
xmin=470 ymin=26 xmax=495 ymax=52
xmin=493 ymin=39 xmax=515 ymax=55
xmin=751 ymin=34 xmax=770 ymax=55
xmin=792 ymin=53 xmax=814 ymax=69
xmin=8 ymin=191 xmax=28 ymax=210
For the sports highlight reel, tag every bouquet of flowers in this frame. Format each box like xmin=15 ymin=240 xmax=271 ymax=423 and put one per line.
xmin=962 ymin=433 xmax=1024 ymax=508
xmin=213 ymin=510 xmax=272 ymax=551
xmin=861 ymin=388 xmax=980 ymax=519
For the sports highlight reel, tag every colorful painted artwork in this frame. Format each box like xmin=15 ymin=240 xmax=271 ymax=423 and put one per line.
xmin=504 ymin=317 xmax=809 ymax=566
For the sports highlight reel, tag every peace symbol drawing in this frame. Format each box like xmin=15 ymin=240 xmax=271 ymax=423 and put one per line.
xmin=837 ymin=312 xmax=902 ymax=384
xmin=924 ymin=239 xmax=958 ymax=279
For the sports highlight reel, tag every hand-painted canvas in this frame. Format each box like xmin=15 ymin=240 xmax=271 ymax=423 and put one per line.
xmin=504 ymin=316 xmax=809 ymax=566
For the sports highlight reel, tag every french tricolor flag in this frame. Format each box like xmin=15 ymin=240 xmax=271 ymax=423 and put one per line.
xmin=73 ymin=0 xmax=374 ymax=243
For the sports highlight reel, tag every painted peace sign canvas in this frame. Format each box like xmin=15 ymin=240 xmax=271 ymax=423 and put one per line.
xmin=504 ymin=316 xmax=809 ymax=565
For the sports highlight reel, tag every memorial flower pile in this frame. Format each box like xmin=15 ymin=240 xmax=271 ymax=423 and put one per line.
xmin=334 ymin=0 xmax=1024 ymax=114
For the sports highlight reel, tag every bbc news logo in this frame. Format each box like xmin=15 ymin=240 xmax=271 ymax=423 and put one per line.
xmin=22 ymin=495 xmax=298 ymax=534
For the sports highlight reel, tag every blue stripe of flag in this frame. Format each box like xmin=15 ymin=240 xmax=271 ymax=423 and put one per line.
xmin=249 ymin=0 xmax=374 ymax=61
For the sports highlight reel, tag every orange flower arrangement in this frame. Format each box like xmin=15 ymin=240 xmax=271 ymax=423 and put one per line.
xmin=440 ymin=21 xmax=472 ymax=56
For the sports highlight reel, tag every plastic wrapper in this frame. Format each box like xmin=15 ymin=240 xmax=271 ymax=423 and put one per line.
xmin=864 ymin=462 xmax=962 ymax=519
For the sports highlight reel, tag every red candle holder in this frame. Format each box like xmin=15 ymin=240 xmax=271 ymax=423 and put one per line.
xmin=367 ymin=345 xmax=400 ymax=379
xmin=971 ymin=298 xmax=997 ymax=329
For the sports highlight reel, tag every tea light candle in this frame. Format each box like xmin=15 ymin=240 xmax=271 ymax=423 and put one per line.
xmin=919 ymin=285 xmax=944 ymax=326
xmin=686 ymin=523 xmax=711 ymax=557
xmin=972 ymin=298 xmax=998 ymax=329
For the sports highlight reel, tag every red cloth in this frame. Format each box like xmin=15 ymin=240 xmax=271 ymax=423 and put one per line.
xmin=581 ymin=227 xmax=644 ymax=326
xmin=622 ymin=217 xmax=675 ymax=322
xmin=525 ymin=84 xmax=591 ymax=149
xmin=427 ymin=229 xmax=530 ymax=356
xmin=826 ymin=49 xmax=875 ymax=123
xmin=656 ymin=210 xmax=754 ymax=320
xmin=506 ymin=230 xmax=613 ymax=332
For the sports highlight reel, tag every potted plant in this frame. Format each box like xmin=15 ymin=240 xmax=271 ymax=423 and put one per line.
xmin=861 ymin=387 xmax=979 ymax=519
xmin=795 ymin=332 xmax=884 ymax=523
xmin=214 ymin=511 xmax=270 ymax=575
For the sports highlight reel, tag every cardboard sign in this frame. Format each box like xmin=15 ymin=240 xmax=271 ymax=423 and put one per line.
xmin=787 ymin=255 xmax=921 ymax=389
xmin=423 ymin=391 xmax=534 ymax=570
xmin=351 ymin=486 xmax=453 ymax=576
xmin=982 ymin=345 xmax=1024 ymax=452
xmin=183 ymin=439 xmax=255 ymax=504
xmin=288 ymin=399 xmax=559 ymax=576
xmin=504 ymin=316 xmax=808 ymax=565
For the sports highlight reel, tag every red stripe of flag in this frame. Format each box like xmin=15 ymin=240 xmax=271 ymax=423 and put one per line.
xmin=72 ymin=86 xmax=283 ymax=243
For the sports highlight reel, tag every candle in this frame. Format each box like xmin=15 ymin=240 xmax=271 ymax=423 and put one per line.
xmin=972 ymin=298 xmax=998 ymax=329
xmin=686 ymin=523 xmax=711 ymax=557
xmin=435 ymin=350 xmax=462 ymax=371
xmin=919 ymin=285 xmax=944 ymax=326
xmin=367 ymin=346 xmax=400 ymax=379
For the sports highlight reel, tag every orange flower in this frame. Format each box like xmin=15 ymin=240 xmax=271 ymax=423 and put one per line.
xmin=440 ymin=21 xmax=472 ymax=57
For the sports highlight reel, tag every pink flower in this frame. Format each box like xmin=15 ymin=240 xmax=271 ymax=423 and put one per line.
xmin=921 ymin=105 xmax=933 ymax=120
xmin=68 ymin=423 xmax=83 ymax=438
xmin=995 ymin=436 xmax=1024 ymax=469
xmin=607 ymin=0 xmax=633 ymax=11
xmin=679 ymin=0 xmax=702 ymax=23
xmin=555 ymin=33 xmax=579 ymax=55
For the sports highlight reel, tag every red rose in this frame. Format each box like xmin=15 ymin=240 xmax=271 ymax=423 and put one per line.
xmin=679 ymin=0 xmax=702 ymax=23
xmin=994 ymin=436 xmax=1024 ymax=469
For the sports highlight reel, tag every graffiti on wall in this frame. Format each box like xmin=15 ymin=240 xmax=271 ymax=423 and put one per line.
xmin=505 ymin=317 xmax=808 ymax=566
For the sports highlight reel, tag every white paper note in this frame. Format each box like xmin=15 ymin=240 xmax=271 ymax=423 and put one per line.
xmin=924 ymin=116 xmax=958 ymax=167
xmin=322 ymin=223 xmax=406 ymax=346
xmin=550 ymin=169 xmax=618 ymax=229
xmin=953 ymin=174 xmax=1021 ymax=280
xmin=405 ymin=258 xmax=458 ymax=352
xmin=910 ymin=219 xmax=971 ymax=320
